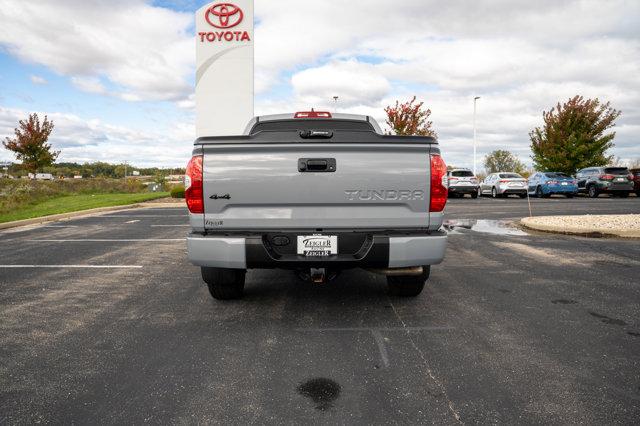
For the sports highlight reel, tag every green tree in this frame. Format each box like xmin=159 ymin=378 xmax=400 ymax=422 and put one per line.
xmin=483 ymin=150 xmax=526 ymax=174
xmin=3 ymin=113 xmax=59 ymax=173
xmin=384 ymin=96 xmax=437 ymax=137
xmin=529 ymin=96 xmax=621 ymax=174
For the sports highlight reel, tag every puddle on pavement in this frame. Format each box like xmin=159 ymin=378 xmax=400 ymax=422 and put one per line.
xmin=443 ymin=219 xmax=528 ymax=236
xmin=297 ymin=377 xmax=341 ymax=410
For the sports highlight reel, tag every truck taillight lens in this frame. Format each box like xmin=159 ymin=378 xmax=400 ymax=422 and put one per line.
xmin=429 ymin=154 xmax=447 ymax=212
xmin=185 ymin=155 xmax=203 ymax=214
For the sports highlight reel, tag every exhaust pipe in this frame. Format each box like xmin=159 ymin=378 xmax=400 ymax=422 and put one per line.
xmin=367 ymin=266 xmax=423 ymax=276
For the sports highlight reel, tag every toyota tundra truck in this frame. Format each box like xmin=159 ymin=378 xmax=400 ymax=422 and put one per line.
xmin=186 ymin=111 xmax=448 ymax=300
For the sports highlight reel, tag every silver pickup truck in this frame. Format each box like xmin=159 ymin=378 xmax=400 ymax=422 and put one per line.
xmin=185 ymin=111 xmax=448 ymax=299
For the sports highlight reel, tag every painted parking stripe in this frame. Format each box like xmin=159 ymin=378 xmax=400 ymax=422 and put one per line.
xmin=99 ymin=214 xmax=187 ymax=218
xmin=0 ymin=265 xmax=143 ymax=268
xmin=24 ymin=238 xmax=185 ymax=242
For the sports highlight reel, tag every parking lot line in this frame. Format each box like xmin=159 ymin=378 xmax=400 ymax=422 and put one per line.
xmin=99 ymin=214 xmax=187 ymax=217
xmin=0 ymin=265 xmax=143 ymax=268
xmin=24 ymin=239 xmax=184 ymax=242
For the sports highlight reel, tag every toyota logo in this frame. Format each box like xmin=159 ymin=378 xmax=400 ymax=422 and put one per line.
xmin=205 ymin=3 xmax=243 ymax=29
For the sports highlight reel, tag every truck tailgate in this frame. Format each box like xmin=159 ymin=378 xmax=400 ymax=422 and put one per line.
xmin=201 ymin=143 xmax=432 ymax=230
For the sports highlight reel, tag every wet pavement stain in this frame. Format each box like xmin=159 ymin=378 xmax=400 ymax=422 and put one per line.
xmin=589 ymin=311 xmax=628 ymax=326
xmin=297 ymin=378 xmax=341 ymax=410
xmin=552 ymin=299 xmax=577 ymax=305
xmin=627 ymin=331 xmax=640 ymax=337
xmin=498 ymin=289 xmax=511 ymax=294
xmin=443 ymin=219 xmax=528 ymax=236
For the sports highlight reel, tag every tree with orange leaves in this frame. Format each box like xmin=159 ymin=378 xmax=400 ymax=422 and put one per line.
xmin=384 ymin=96 xmax=437 ymax=138
xmin=3 ymin=113 xmax=58 ymax=173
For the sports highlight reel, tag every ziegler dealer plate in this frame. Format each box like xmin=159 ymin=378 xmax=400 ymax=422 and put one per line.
xmin=297 ymin=235 xmax=338 ymax=257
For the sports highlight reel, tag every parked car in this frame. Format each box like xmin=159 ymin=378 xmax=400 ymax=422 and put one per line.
xmin=576 ymin=166 xmax=634 ymax=198
xmin=186 ymin=111 xmax=448 ymax=299
xmin=630 ymin=168 xmax=640 ymax=196
xmin=527 ymin=172 xmax=578 ymax=198
xmin=480 ymin=172 xmax=527 ymax=198
xmin=447 ymin=168 xmax=479 ymax=198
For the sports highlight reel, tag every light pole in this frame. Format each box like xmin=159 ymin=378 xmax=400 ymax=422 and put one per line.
xmin=333 ymin=96 xmax=339 ymax=112
xmin=473 ymin=96 xmax=480 ymax=176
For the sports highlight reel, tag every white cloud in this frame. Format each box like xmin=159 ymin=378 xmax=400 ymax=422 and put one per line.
xmin=291 ymin=60 xmax=390 ymax=108
xmin=70 ymin=77 xmax=106 ymax=95
xmin=29 ymin=75 xmax=47 ymax=85
xmin=0 ymin=106 xmax=192 ymax=167
xmin=0 ymin=0 xmax=193 ymax=104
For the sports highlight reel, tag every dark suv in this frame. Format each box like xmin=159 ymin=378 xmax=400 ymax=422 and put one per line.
xmin=631 ymin=169 xmax=640 ymax=196
xmin=576 ymin=166 xmax=634 ymax=198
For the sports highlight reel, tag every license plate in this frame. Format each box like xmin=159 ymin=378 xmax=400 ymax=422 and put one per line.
xmin=561 ymin=182 xmax=568 ymax=185
xmin=509 ymin=183 xmax=522 ymax=186
xmin=616 ymin=178 xmax=625 ymax=182
xmin=297 ymin=235 xmax=338 ymax=256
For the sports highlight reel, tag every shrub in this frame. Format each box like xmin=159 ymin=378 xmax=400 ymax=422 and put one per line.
xmin=170 ymin=184 xmax=185 ymax=198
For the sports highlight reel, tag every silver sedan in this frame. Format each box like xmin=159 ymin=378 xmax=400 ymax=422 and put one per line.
xmin=480 ymin=173 xmax=528 ymax=198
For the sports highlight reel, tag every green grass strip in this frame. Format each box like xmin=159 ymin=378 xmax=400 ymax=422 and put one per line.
xmin=0 ymin=192 xmax=170 ymax=223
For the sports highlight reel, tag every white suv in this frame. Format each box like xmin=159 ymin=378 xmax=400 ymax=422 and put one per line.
xmin=447 ymin=169 xmax=479 ymax=198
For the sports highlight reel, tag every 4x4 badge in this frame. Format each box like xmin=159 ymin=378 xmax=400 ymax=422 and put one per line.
xmin=209 ymin=194 xmax=231 ymax=200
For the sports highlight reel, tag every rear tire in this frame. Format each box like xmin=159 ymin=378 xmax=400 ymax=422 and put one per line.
xmin=387 ymin=266 xmax=430 ymax=297
xmin=491 ymin=187 xmax=498 ymax=198
xmin=565 ymin=193 xmax=574 ymax=198
xmin=471 ymin=191 xmax=478 ymax=199
xmin=201 ymin=267 xmax=246 ymax=300
xmin=518 ymin=193 xmax=527 ymax=199
xmin=588 ymin=185 xmax=599 ymax=198
xmin=619 ymin=192 xmax=629 ymax=198
xmin=535 ymin=186 xmax=544 ymax=198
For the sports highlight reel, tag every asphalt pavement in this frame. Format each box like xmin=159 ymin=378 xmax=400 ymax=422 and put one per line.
xmin=1 ymin=197 xmax=639 ymax=424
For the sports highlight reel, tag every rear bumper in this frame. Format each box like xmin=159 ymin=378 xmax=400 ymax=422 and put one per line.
xmin=543 ymin=185 xmax=578 ymax=194
xmin=187 ymin=231 xmax=447 ymax=269
xmin=497 ymin=187 xmax=527 ymax=194
xmin=448 ymin=185 xmax=478 ymax=194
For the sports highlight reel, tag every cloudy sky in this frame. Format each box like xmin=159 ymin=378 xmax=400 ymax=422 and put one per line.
xmin=1 ymin=0 xmax=638 ymax=169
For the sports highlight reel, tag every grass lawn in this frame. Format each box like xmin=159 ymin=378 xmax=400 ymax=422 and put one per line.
xmin=0 ymin=192 xmax=170 ymax=223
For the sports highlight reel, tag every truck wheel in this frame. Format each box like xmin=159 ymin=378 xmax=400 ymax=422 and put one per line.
xmin=387 ymin=266 xmax=430 ymax=297
xmin=201 ymin=267 xmax=246 ymax=300
xmin=588 ymin=185 xmax=599 ymax=198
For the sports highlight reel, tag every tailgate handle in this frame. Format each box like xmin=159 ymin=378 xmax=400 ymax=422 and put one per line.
xmin=298 ymin=158 xmax=336 ymax=172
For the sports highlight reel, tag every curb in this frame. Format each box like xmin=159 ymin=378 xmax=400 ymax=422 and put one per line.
xmin=520 ymin=216 xmax=640 ymax=238
xmin=0 ymin=201 xmax=185 ymax=231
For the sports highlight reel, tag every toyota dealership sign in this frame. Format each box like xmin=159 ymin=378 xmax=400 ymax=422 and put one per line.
xmin=196 ymin=1 xmax=254 ymax=137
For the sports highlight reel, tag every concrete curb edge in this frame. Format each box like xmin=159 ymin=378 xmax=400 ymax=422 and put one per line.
xmin=520 ymin=216 xmax=640 ymax=238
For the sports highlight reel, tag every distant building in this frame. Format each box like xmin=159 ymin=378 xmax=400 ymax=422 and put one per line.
xmin=132 ymin=170 xmax=140 ymax=176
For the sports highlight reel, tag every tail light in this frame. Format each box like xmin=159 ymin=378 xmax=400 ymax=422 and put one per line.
xmin=294 ymin=109 xmax=332 ymax=118
xmin=499 ymin=179 xmax=508 ymax=183
xmin=429 ymin=154 xmax=447 ymax=212
xmin=449 ymin=177 xmax=458 ymax=182
xmin=600 ymin=174 xmax=614 ymax=180
xmin=629 ymin=174 xmax=635 ymax=181
xmin=185 ymin=155 xmax=204 ymax=214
